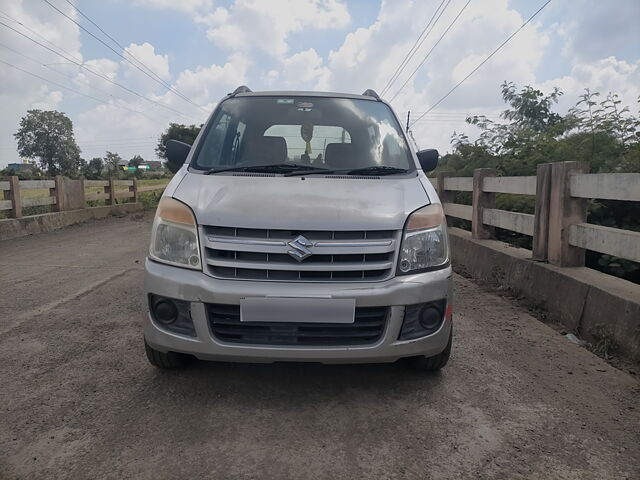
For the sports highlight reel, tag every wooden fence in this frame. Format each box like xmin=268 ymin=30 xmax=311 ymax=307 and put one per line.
xmin=430 ymin=161 xmax=640 ymax=269
xmin=0 ymin=176 xmax=168 ymax=219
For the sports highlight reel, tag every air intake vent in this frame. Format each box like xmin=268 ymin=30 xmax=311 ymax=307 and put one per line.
xmin=207 ymin=304 xmax=389 ymax=346
xmin=325 ymin=175 xmax=380 ymax=180
xmin=231 ymin=172 xmax=277 ymax=177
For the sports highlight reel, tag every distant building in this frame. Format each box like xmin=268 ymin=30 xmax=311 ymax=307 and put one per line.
xmin=7 ymin=161 xmax=36 ymax=173
xmin=146 ymin=161 xmax=163 ymax=171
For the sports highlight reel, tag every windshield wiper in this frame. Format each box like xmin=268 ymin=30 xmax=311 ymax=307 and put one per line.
xmin=345 ymin=166 xmax=409 ymax=176
xmin=206 ymin=163 xmax=325 ymax=175
xmin=286 ymin=165 xmax=410 ymax=177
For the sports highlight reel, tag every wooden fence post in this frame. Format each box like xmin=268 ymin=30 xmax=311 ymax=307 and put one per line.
xmin=472 ymin=168 xmax=496 ymax=239
xmin=52 ymin=175 xmax=64 ymax=212
xmin=130 ymin=178 xmax=138 ymax=203
xmin=6 ymin=176 xmax=22 ymax=218
xmin=532 ymin=163 xmax=552 ymax=261
xmin=105 ymin=178 xmax=115 ymax=205
xmin=548 ymin=161 xmax=589 ymax=267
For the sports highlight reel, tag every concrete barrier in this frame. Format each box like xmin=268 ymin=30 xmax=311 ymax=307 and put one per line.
xmin=449 ymin=227 xmax=640 ymax=362
xmin=0 ymin=203 xmax=143 ymax=241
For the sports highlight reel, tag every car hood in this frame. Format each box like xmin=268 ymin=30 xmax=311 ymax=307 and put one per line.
xmin=173 ymin=173 xmax=431 ymax=231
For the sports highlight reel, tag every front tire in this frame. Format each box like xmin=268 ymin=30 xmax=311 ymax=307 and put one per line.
xmin=405 ymin=328 xmax=452 ymax=371
xmin=144 ymin=340 xmax=191 ymax=369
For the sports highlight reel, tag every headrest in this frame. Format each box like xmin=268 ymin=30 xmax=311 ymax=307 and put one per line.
xmin=243 ymin=136 xmax=287 ymax=164
xmin=324 ymin=143 xmax=355 ymax=169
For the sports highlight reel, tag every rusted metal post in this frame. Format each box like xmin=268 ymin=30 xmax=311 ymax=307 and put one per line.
xmin=6 ymin=176 xmax=22 ymax=218
xmin=472 ymin=168 xmax=496 ymax=239
xmin=130 ymin=178 xmax=138 ymax=203
xmin=548 ymin=161 xmax=589 ymax=267
xmin=532 ymin=163 xmax=552 ymax=261
xmin=105 ymin=178 xmax=115 ymax=205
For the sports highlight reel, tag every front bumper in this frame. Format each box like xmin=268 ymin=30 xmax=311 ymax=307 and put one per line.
xmin=143 ymin=259 xmax=453 ymax=364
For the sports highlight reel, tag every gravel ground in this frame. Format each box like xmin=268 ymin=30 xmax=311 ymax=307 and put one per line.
xmin=1 ymin=213 xmax=638 ymax=479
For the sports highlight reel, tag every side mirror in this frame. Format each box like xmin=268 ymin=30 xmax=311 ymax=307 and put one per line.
xmin=166 ymin=139 xmax=192 ymax=166
xmin=416 ymin=149 xmax=439 ymax=172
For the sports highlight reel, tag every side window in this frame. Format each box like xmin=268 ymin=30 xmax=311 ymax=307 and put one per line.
xmin=198 ymin=112 xmax=231 ymax=167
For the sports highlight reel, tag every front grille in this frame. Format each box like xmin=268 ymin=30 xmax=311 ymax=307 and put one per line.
xmin=208 ymin=304 xmax=389 ymax=346
xmin=202 ymin=226 xmax=399 ymax=282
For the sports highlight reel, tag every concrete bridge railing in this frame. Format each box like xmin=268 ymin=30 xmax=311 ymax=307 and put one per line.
xmin=430 ymin=161 xmax=640 ymax=362
xmin=431 ymin=162 xmax=640 ymax=270
xmin=0 ymin=176 xmax=147 ymax=218
xmin=0 ymin=176 xmax=167 ymax=241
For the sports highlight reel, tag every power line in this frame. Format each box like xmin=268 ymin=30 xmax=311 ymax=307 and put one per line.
xmin=389 ymin=0 xmax=472 ymax=102
xmin=0 ymin=57 xmax=142 ymax=109
xmin=0 ymin=19 xmax=196 ymax=121
xmin=61 ymin=0 xmax=195 ymax=107
xmin=380 ymin=0 xmax=450 ymax=96
xmin=44 ymin=0 xmax=205 ymax=112
xmin=0 ymin=41 xmax=159 ymax=122
xmin=77 ymin=136 xmax=156 ymax=144
xmin=410 ymin=0 xmax=552 ymax=128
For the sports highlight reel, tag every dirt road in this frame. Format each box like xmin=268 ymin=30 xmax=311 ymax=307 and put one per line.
xmin=1 ymin=213 xmax=638 ymax=479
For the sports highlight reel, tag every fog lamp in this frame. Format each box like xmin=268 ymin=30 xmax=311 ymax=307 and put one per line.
xmin=399 ymin=300 xmax=447 ymax=340
xmin=148 ymin=294 xmax=196 ymax=337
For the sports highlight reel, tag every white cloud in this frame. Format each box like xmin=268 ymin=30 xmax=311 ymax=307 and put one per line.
xmin=121 ymin=42 xmax=170 ymax=91
xmin=553 ymin=0 xmax=640 ymax=62
xmin=71 ymin=58 xmax=120 ymax=95
xmin=0 ymin=0 xmax=83 ymax=165
xmin=538 ymin=57 xmax=640 ymax=115
xmin=280 ymin=49 xmax=330 ymax=89
xmin=325 ymin=0 xmax=551 ymax=152
xmin=1 ymin=0 xmax=638 ymax=167
xmin=132 ymin=0 xmax=212 ymax=14
xmin=199 ymin=0 xmax=350 ymax=57
xmin=169 ymin=53 xmax=250 ymax=107
xmin=30 ymin=88 xmax=64 ymax=110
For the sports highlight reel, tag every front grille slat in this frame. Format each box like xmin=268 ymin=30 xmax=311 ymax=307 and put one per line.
xmin=208 ymin=304 xmax=389 ymax=346
xmin=202 ymin=226 xmax=398 ymax=282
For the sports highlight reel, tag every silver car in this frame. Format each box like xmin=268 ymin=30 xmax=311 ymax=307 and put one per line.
xmin=144 ymin=87 xmax=453 ymax=371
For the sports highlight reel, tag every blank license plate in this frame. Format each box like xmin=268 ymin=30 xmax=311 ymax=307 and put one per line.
xmin=240 ymin=297 xmax=355 ymax=324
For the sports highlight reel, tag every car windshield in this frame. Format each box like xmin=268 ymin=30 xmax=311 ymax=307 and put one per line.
xmin=191 ymin=96 xmax=413 ymax=174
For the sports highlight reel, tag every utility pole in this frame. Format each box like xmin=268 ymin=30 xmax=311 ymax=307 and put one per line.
xmin=406 ymin=111 xmax=410 ymax=132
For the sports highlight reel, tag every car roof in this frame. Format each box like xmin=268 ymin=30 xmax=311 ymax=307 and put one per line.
xmin=232 ymin=90 xmax=379 ymax=101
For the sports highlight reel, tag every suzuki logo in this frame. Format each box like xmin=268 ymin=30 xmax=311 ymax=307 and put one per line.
xmin=287 ymin=235 xmax=313 ymax=262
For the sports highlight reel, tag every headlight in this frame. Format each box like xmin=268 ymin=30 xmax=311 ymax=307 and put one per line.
xmin=149 ymin=197 xmax=201 ymax=270
xmin=398 ymin=204 xmax=449 ymax=274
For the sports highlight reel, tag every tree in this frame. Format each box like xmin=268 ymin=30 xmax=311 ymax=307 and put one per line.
xmin=104 ymin=151 xmax=123 ymax=176
xmin=82 ymin=157 xmax=104 ymax=179
xmin=14 ymin=109 xmax=81 ymax=176
xmin=156 ymin=123 xmax=201 ymax=173
xmin=438 ymin=81 xmax=640 ymax=283
xmin=128 ymin=154 xmax=145 ymax=178
xmin=128 ymin=154 xmax=144 ymax=168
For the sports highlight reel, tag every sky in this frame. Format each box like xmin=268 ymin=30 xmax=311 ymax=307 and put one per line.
xmin=0 ymin=0 xmax=639 ymax=168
